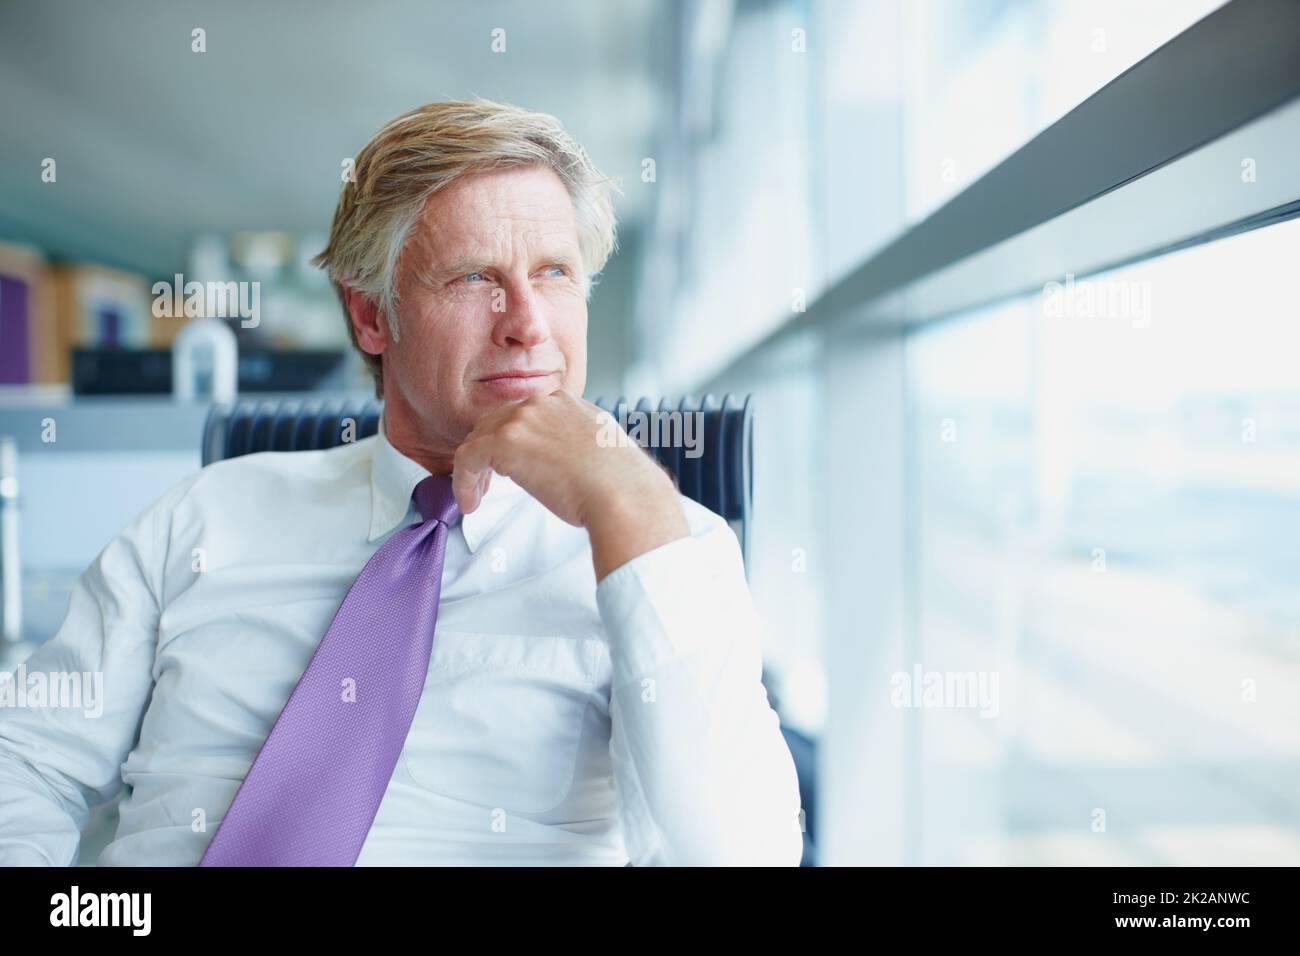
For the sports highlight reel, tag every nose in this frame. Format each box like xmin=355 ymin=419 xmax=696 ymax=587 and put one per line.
xmin=490 ymin=280 xmax=551 ymax=350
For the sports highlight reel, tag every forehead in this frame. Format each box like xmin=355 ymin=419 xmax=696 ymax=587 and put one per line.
xmin=415 ymin=165 xmax=580 ymax=259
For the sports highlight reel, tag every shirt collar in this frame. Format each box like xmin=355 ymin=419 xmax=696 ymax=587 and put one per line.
xmin=368 ymin=411 xmax=527 ymax=551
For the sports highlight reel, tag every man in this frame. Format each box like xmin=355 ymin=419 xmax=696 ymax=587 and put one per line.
xmin=0 ymin=98 xmax=803 ymax=866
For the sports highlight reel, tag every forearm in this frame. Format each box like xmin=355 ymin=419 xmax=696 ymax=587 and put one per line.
xmin=608 ymin=641 xmax=803 ymax=865
xmin=586 ymin=472 xmax=690 ymax=584
xmin=595 ymin=522 xmax=803 ymax=865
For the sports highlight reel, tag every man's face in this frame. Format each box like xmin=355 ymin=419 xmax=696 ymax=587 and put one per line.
xmin=377 ymin=164 xmax=589 ymax=454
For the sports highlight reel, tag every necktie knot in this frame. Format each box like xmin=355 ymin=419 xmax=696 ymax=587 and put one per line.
xmin=413 ymin=474 xmax=460 ymax=527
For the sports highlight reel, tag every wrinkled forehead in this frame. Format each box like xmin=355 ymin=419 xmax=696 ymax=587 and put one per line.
xmin=410 ymin=166 xmax=581 ymax=265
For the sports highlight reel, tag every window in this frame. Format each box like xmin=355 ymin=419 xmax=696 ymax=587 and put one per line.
xmin=907 ymin=214 xmax=1300 ymax=864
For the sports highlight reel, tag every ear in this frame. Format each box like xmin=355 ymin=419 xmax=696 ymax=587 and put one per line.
xmin=342 ymin=284 xmax=389 ymax=357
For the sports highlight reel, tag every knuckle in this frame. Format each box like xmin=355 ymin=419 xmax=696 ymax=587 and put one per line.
xmin=497 ymin=420 xmax=525 ymax=443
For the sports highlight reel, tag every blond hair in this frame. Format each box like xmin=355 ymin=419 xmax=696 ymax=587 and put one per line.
xmin=313 ymin=97 xmax=620 ymax=397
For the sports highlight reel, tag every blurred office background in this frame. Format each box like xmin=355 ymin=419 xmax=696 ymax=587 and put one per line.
xmin=2 ymin=0 xmax=1299 ymax=865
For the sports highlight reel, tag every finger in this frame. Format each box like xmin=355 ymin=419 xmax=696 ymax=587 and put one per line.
xmin=464 ymin=399 xmax=521 ymax=442
xmin=466 ymin=469 xmax=492 ymax=514
xmin=452 ymin=434 xmax=495 ymax=514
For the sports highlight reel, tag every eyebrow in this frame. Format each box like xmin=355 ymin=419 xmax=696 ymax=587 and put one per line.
xmin=428 ymin=250 xmax=582 ymax=281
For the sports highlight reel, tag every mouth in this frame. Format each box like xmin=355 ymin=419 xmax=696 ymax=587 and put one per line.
xmin=477 ymin=370 xmax=559 ymax=382
xmin=475 ymin=370 xmax=560 ymax=397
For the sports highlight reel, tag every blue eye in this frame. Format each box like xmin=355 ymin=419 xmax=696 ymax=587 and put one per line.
xmin=543 ymin=266 xmax=566 ymax=277
xmin=464 ymin=272 xmax=485 ymax=282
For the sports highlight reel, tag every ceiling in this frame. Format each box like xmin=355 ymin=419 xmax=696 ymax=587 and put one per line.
xmin=0 ymin=0 xmax=668 ymax=277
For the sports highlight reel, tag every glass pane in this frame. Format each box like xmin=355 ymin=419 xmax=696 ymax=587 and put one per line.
xmin=907 ymin=215 xmax=1300 ymax=864
xmin=901 ymin=0 xmax=1227 ymax=223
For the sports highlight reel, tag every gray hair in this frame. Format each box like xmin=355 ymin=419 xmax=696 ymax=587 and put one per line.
xmin=313 ymin=96 xmax=620 ymax=397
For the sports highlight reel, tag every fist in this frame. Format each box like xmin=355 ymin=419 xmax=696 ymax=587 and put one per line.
xmin=450 ymin=389 xmax=679 ymax=530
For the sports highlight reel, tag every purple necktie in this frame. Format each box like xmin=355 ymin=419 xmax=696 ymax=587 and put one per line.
xmin=199 ymin=474 xmax=460 ymax=866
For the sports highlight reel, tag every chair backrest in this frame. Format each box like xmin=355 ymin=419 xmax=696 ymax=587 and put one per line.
xmin=201 ymin=394 xmax=754 ymax=570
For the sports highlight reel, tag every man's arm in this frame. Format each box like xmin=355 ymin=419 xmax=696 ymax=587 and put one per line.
xmin=595 ymin=508 xmax=804 ymax=866
xmin=447 ymin=390 xmax=802 ymax=864
xmin=0 ymin=479 xmax=181 ymax=866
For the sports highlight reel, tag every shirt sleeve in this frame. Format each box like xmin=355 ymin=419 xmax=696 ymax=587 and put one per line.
xmin=595 ymin=502 xmax=803 ymax=866
xmin=0 ymin=475 xmax=190 ymax=866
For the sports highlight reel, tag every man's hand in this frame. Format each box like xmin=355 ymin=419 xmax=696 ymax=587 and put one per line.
xmin=451 ymin=390 xmax=690 ymax=582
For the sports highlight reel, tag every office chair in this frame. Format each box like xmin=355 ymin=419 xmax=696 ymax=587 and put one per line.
xmin=200 ymin=394 xmax=755 ymax=570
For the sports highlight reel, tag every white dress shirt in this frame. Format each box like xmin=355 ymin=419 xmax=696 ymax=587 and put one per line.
xmin=0 ymin=415 xmax=802 ymax=866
